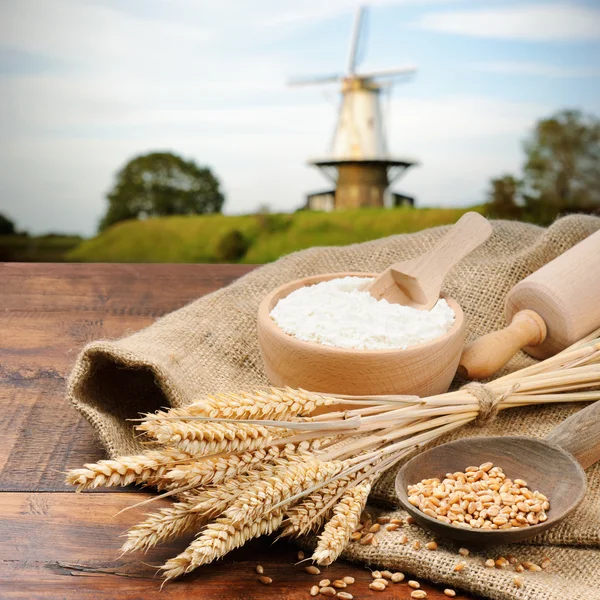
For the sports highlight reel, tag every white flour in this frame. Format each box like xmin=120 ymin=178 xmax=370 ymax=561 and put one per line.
xmin=270 ymin=276 xmax=456 ymax=350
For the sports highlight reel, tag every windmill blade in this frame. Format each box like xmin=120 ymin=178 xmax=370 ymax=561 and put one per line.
xmin=358 ymin=65 xmax=418 ymax=80
xmin=346 ymin=5 xmax=366 ymax=75
xmin=288 ymin=74 xmax=343 ymax=86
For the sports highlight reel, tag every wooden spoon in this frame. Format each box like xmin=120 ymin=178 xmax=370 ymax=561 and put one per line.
xmin=365 ymin=212 xmax=492 ymax=310
xmin=395 ymin=399 xmax=600 ymax=545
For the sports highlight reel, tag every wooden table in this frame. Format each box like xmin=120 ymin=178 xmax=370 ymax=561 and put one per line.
xmin=0 ymin=263 xmax=475 ymax=599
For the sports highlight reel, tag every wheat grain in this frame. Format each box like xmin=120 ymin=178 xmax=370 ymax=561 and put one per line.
xmin=185 ymin=460 xmax=287 ymax=518
xmin=312 ymin=479 xmax=373 ymax=566
xmin=145 ymin=388 xmax=336 ymax=422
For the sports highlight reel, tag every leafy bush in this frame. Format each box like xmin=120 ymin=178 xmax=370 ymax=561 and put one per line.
xmin=215 ymin=230 xmax=250 ymax=262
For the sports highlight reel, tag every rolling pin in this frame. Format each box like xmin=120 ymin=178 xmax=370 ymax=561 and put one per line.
xmin=458 ymin=228 xmax=600 ymax=380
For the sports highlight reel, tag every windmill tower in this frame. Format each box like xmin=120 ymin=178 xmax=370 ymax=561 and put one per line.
xmin=291 ymin=6 xmax=418 ymax=210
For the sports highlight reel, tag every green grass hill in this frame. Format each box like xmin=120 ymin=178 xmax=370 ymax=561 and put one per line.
xmin=67 ymin=206 xmax=486 ymax=264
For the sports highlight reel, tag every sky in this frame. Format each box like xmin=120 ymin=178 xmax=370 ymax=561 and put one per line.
xmin=1 ymin=0 xmax=599 ymax=236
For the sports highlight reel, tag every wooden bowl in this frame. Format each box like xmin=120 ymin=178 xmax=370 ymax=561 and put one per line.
xmin=257 ymin=272 xmax=466 ymax=397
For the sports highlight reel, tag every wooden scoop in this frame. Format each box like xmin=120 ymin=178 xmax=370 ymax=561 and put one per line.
xmin=365 ymin=212 xmax=492 ymax=310
xmin=395 ymin=399 xmax=600 ymax=545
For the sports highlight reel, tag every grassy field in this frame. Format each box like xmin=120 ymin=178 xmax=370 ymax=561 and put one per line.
xmin=0 ymin=234 xmax=83 ymax=262
xmin=67 ymin=206 xmax=486 ymax=264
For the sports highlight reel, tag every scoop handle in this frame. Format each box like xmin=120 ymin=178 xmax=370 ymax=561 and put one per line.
xmin=545 ymin=400 xmax=600 ymax=469
xmin=457 ymin=310 xmax=547 ymax=380
xmin=394 ymin=212 xmax=493 ymax=307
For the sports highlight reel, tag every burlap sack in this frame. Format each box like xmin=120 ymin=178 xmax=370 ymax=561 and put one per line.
xmin=68 ymin=214 xmax=600 ymax=600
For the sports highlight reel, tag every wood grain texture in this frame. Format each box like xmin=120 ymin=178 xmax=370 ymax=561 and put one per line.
xmin=395 ymin=435 xmax=586 ymax=546
xmin=505 ymin=228 xmax=600 ymax=359
xmin=258 ymin=272 xmax=466 ymax=397
xmin=0 ymin=262 xmax=476 ymax=600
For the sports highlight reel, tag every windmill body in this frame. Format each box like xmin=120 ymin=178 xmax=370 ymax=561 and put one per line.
xmin=291 ymin=6 xmax=418 ymax=210
xmin=332 ymin=78 xmax=387 ymax=159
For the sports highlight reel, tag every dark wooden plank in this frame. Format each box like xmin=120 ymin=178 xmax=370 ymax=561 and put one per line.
xmin=0 ymin=262 xmax=254 ymax=313
xmin=0 ymin=492 xmax=474 ymax=600
xmin=0 ymin=263 xmax=256 ymax=491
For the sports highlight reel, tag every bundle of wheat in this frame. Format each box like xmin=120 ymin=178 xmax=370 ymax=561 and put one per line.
xmin=66 ymin=330 xmax=600 ymax=582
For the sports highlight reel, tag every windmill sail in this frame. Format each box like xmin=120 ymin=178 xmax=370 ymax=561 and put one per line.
xmin=346 ymin=6 xmax=365 ymax=75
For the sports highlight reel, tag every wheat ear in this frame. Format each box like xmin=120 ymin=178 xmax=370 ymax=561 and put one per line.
xmin=138 ymin=420 xmax=288 ymax=456
xmin=195 ymin=387 xmax=337 ymax=420
xmin=280 ymin=471 xmax=360 ymax=538
xmin=223 ymin=459 xmax=344 ymax=524
xmin=65 ymin=449 xmax=191 ymax=491
xmin=121 ymin=457 xmax=286 ymax=555
xmin=163 ymin=447 xmax=276 ymax=489
xmin=121 ymin=495 xmax=206 ymax=554
xmin=311 ymin=478 xmax=373 ymax=566
xmin=161 ymin=510 xmax=284 ymax=581
xmin=163 ymin=438 xmax=321 ymax=490
xmin=121 ymin=470 xmax=267 ymax=556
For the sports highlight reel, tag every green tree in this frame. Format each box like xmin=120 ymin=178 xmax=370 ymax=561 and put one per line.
xmin=100 ymin=152 xmax=225 ymax=231
xmin=522 ymin=109 xmax=600 ymax=224
xmin=0 ymin=213 xmax=16 ymax=236
xmin=486 ymin=174 xmax=522 ymax=220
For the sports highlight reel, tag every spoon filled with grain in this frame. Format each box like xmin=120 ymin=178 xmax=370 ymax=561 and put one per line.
xmin=395 ymin=399 xmax=600 ymax=545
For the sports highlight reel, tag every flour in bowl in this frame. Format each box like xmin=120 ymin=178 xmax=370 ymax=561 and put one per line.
xmin=269 ymin=276 xmax=455 ymax=350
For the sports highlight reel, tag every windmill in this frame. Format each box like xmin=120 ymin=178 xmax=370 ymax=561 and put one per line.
xmin=290 ymin=5 xmax=418 ymax=211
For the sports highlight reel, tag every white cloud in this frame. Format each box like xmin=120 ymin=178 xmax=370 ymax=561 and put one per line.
xmin=415 ymin=3 xmax=600 ymax=41
xmin=471 ymin=61 xmax=600 ymax=78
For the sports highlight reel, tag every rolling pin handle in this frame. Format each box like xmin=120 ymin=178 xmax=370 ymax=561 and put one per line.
xmin=457 ymin=310 xmax=547 ymax=380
